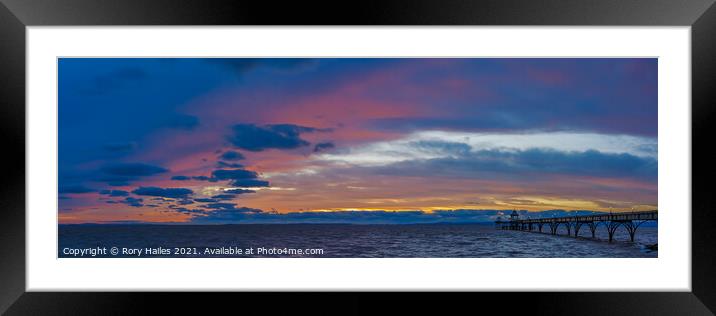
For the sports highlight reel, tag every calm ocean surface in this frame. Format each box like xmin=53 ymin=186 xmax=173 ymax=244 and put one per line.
xmin=58 ymin=223 xmax=657 ymax=258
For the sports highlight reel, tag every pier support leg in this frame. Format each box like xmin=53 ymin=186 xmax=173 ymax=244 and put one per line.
xmin=622 ymin=220 xmax=646 ymax=242
xmin=607 ymin=221 xmax=622 ymax=243
xmin=538 ymin=223 xmax=543 ymax=233
xmin=564 ymin=222 xmax=571 ymax=236
xmin=549 ymin=222 xmax=557 ymax=235
xmin=588 ymin=222 xmax=598 ymax=238
xmin=574 ymin=223 xmax=582 ymax=237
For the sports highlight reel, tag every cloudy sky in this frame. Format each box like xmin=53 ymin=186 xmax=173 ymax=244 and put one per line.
xmin=58 ymin=58 xmax=657 ymax=224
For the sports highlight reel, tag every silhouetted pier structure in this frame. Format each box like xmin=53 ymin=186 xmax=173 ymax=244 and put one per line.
xmin=494 ymin=210 xmax=657 ymax=242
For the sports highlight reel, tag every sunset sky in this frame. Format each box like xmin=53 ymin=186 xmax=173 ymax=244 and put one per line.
xmin=58 ymin=58 xmax=657 ymax=224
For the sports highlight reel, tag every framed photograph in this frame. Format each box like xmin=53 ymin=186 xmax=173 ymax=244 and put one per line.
xmin=1 ymin=0 xmax=715 ymax=314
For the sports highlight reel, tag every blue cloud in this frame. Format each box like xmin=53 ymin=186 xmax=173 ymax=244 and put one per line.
xmin=228 ymin=179 xmax=270 ymax=187
xmin=313 ymin=142 xmax=335 ymax=153
xmin=374 ymin=147 xmax=657 ymax=182
xmin=211 ymin=194 xmax=236 ymax=201
xmin=119 ymin=197 xmax=144 ymax=207
xmin=204 ymin=203 xmax=241 ymax=210
xmin=183 ymin=169 xmax=269 ymax=187
xmin=194 ymin=198 xmax=218 ymax=203
xmin=207 ymin=169 xmax=270 ymax=187
xmin=59 ymin=185 xmax=95 ymax=194
xmin=219 ymin=150 xmax=245 ymax=161
xmin=132 ymin=187 xmax=193 ymax=198
xmin=169 ymin=207 xmax=207 ymax=215
xmin=99 ymin=189 xmax=129 ymax=197
xmin=101 ymin=163 xmax=168 ymax=177
xmin=227 ymin=123 xmax=329 ymax=152
xmin=224 ymin=188 xmax=255 ymax=194
xmin=211 ymin=169 xmax=258 ymax=180
xmin=189 ymin=206 xmax=263 ymax=223
xmin=216 ymin=161 xmax=244 ymax=168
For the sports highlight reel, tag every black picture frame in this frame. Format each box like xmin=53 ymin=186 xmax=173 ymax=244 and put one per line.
xmin=1 ymin=0 xmax=715 ymax=314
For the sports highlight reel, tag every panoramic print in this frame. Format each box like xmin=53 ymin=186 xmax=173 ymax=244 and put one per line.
xmin=58 ymin=58 xmax=658 ymax=258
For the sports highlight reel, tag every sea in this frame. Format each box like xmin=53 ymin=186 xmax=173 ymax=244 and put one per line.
xmin=58 ymin=223 xmax=657 ymax=258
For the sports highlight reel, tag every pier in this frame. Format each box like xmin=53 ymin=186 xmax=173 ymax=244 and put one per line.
xmin=494 ymin=210 xmax=657 ymax=242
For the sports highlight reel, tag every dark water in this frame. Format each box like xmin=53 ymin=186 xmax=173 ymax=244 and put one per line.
xmin=58 ymin=223 xmax=657 ymax=258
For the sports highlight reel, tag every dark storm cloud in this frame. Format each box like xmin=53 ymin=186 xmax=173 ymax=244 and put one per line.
xmin=374 ymin=147 xmax=657 ymax=182
xmin=515 ymin=149 xmax=655 ymax=177
xmin=132 ymin=187 xmax=193 ymax=199
xmin=313 ymin=142 xmax=335 ymax=153
xmin=171 ymin=175 xmax=191 ymax=181
xmin=99 ymin=189 xmax=129 ymax=197
xmin=58 ymin=185 xmax=95 ymax=194
xmin=100 ymin=163 xmax=168 ymax=177
xmin=165 ymin=114 xmax=200 ymax=130
xmin=226 ymin=123 xmax=330 ymax=152
xmin=219 ymin=150 xmax=245 ymax=161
